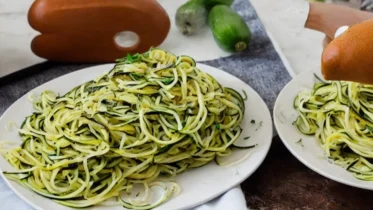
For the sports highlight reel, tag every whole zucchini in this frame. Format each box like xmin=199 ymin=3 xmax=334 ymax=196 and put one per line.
xmin=175 ymin=0 xmax=208 ymax=35
xmin=208 ymin=5 xmax=251 ymax=52
xmin=203 ymin=0 xmax=234 ymax=9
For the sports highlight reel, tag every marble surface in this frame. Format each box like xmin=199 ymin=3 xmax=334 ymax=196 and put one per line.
xmin=0 ymin=0 xmax=42 ymax=77
xmin=250 ymin=0 xmax=324 ymax=76
xmin=0 ymin=0 xmax=326 ymax=78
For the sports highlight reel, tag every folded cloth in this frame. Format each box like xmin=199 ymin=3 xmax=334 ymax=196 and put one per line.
xmin=0 ymin=178 xmax=248 ymax=210
xmin=0 ymin=178 xmax=33 ymax=210
xmin=193 ymin=186 xmax=247 ymax=210
xmin=0 ymin=0 xmax=292 ymax=209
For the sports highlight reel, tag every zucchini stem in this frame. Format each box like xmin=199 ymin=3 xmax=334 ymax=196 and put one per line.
xmin=235 ymin=42 xmax=247 ymax=52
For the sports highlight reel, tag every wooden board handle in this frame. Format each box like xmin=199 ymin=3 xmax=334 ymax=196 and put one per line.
xmin=306 ymin=2 xmax=373 ymax=39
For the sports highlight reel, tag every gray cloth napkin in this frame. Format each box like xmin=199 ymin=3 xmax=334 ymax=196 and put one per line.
xmin=0 ymin=0 xmax=291 ymax=209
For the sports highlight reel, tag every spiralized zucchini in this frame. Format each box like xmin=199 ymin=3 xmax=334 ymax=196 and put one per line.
xmin=295 ymin=77 xmax=373 ymax=181
xmin=2 ymin=48 xmax=245 ymax=208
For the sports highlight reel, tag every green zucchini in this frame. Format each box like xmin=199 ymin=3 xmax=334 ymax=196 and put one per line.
xmin=203 ymin=0 xmax=235 ymax=9
xmin=208 ymin=5 xmax=251 ymax=52
xmin=175 ymin=0 xmax=208 ymax=35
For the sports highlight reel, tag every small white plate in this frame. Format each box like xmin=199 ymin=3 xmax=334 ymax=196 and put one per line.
xmin=0 ymin=63 xmax=272 ymax=210
xmin=274 ymin=69 xmax=373 ymax=190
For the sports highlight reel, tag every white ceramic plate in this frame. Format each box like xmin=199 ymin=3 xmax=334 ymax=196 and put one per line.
xmin=0 ymin=63 xmax=272 ymax=210
xmin=274 ymin=69 xmax=373 ymax=190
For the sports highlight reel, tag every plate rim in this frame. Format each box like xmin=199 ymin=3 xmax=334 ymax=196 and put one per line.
xmin=0 ymin=63 xmax=273 ymax=209
xmin=274 ymin=69 xmax=373 ymax=191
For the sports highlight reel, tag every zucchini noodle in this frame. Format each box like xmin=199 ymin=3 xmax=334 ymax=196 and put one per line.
xmin=2 ymin=48 xmax=245 ymax=208
xmin=295 ymin=78 xmax=373 ymax=181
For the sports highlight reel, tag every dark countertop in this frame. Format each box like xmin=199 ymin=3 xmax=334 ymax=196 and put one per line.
xmin=243 ymin=136 xmax=373 ymax=210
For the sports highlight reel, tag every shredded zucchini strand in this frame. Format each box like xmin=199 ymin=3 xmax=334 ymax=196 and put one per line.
xmin=2 ymin=49 xmax=246 ymax=208
xmin=295 ymin=79 xmax=373 ymax=180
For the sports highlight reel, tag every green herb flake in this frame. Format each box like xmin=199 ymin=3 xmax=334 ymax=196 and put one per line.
xmin=295 ymin=138 xmax=304 ymax=147
xmin=161 ymin=78 xmax=174 ymax=85
xmin=216 ymin=124 xmax=220 ymax=130
xmin=255 ymin=121 xmax=263 ymax=131
xmin=126 ymin=53 xmax=133 ymax=63
xmin=292 ymin=121 xmax=296 ymax=126
xmin=125 ymin=53 xmax=141 ymax=64
xmin=244 ymin=136 xmax=250 ymax=140
xmin=136 ymin=192 xmax=140 ymax=197
xmin=250 ymin=120 xmax=256 ymax=124
xmin=242 ymin=90 xmax=248 ymax=101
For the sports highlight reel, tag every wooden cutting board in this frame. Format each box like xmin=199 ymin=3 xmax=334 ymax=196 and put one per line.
xmin=28 ymin=0 xmax=171 ymax=62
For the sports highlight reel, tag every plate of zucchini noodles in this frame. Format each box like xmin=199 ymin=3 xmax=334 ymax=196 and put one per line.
xmin=274 ymin=69 xmax=373 ymax=190
xmin=0 ymin=49 xmax=272 ymax=210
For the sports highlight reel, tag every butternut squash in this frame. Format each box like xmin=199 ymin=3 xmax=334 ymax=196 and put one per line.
xmin=322 ymin=19 xmax=373 ymax=84
xmin=28 ymin=0 xmax=170 ymax=62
